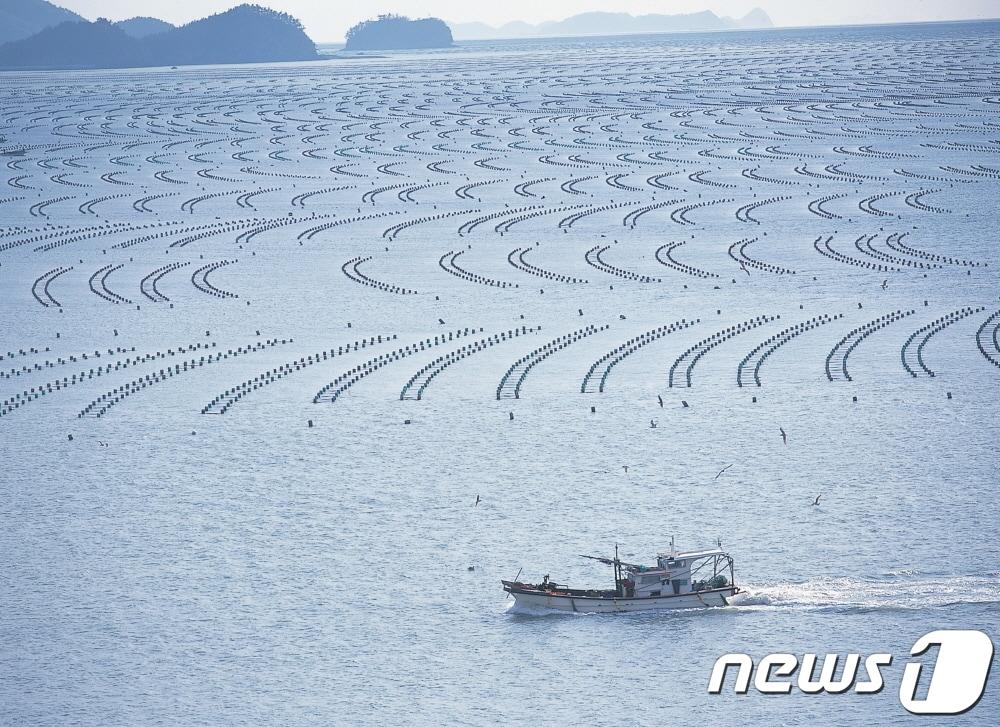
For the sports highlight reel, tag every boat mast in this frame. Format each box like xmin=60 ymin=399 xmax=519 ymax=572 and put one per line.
xmin=614 ymin=543 xmax=622 ymax=596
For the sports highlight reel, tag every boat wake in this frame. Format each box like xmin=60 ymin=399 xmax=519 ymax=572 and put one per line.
xmin=734 ymin=572 xmax=1000 ymax=613
xmin=504 ymin=600 xmax=587 ymax=617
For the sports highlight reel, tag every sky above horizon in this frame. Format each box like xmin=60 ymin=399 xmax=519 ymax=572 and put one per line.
xmin=54 ymin=0 xmax=1000 ymax=41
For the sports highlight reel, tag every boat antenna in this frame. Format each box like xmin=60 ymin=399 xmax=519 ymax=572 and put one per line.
xmin=506 ymin=567 xmax=522 ymax=599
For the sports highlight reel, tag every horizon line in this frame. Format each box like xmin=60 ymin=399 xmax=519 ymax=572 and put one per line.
xmin=313 ymin=15 xmax=1000 ymax=46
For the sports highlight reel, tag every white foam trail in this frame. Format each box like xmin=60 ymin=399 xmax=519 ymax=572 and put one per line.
xmin=505 ymin=600 xmax=577 ymax=616
xmin=734 ymin=573 xmax=1000 ymax=611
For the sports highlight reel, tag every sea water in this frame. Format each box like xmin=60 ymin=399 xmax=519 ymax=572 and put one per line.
xmin=1 ymin=21 xmax=999 ymax=726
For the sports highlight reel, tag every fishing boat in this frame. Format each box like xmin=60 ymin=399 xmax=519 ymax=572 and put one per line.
xmin=502 ymin=540 xmax=739 ymax=613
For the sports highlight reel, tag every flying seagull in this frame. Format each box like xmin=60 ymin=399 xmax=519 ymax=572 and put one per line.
xmin=714 ymin=464 xmax=734 ymax=480
xmin=812 ymin=494 xmax=822 ymax=506
xmin=881 ymin=279 xmax=888 ymax=291
xmin=650 ymin=419 xmax=658 ymax=428
xmin=780 ymin=427 xmax=787 ymax=445
xmin=739 ymin=261 xmax=750 ymax=277
xmin=474 ymin=494 xmax=480 ymax=507
xmin=623 ymin=465 xmax=629 ymax=474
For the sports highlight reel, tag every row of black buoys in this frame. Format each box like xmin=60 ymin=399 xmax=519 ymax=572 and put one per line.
xmin=593 ymin=320 xmax=700 ymax=393
xmin=497 ymin=324 xmax=608 ymax=400
xmin=82 ymin=339 xmax=287 ymax=418
xmin=814 ymin=234 xmax=900 ymax=272
xmin=439 ymin=250 xmax=518 ymax=288
xmin=191 ymin=259 xmax=239 ymax=298
xmin=585 ymin=244 xmax=662 ymax=282
xmin=738 ymin=314 xmax=841 ymax=387
xmin=111 ymin=219 xmax=222 ymax=252
xmin=728 ymin=237 xmax=796 ymax=275
xmin=507 ymin=246 xmax=588 ymax=284
xmin=314 ymin=330 xmax=480 ymax=404
xmin=401 ymin=326 xmax=534 ymax=400
xmin=204 ymin=335 xmax=393 ymax=414
xmin=459 ymin=202 xmax=543 ymax=235
xmin=382 ymin=208 xmax=476 ymax=241
xmin=2 ymin=345 xmax=51 ymax=360
xmin=667 ymin=198 xmax=733 ymax=226
xmin=556 ymin=201 xmax=632 ymax=232
xmin=342 ymin=255 xmax=417 ymax=295
xmin=826 ymin=310 xmax=914 ymax=382
xmin=1 ymin=343 xmax=218 ymax=416
xmin=297 ymin=211 xmax=396 ymax=243
xmin=622 ymin=199 xmax=678 ymax=229
xmin=87 ymin=263 xmax=132 ymax=304
xmin=140 ymin=260 xmax=189 ymax=302
xmin=582 ymin=320 xmax=695 ymax=393
xmin=655 ymin=242 xmax=719 ymax=279
xmin=30 ymin=266 xmax=73 ymax=307
xmin=902 ymin=306 xmax=985 ymax=377
xmin=2 ymin=345 xmax=134 ymax=379
xmin=668 ymin=315 xmax=778 ymax=388
xmin=975 ymin=309 xmax=1000 ymax=368
xmin=854 ymin=233 xmax=938 ymax=269
xmin=886 ymin=231 xmax=985 ymax=267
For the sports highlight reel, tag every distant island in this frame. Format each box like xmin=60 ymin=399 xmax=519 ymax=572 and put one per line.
xmin=0 ymin=3 xmax=318 ymax=70
xmin=344 ymin=15 xmax=453 ymax=51
xmin=450 ymin=9 xmax=772 ymax=41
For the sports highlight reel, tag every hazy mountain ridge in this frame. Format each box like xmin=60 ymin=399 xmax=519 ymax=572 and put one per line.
xmin=0 ymin=4 xmax=318 ymax=70
xmin=0 ymin=0 xmax=84 ymax=45
xmin=115 ymin=17 xmax=176 ymax=39
xmin=450 ymin=8 xmax=773 ymax=40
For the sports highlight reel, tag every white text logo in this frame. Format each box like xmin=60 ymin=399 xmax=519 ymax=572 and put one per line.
xmin=708 ymin=630 xmax=993 ymax=715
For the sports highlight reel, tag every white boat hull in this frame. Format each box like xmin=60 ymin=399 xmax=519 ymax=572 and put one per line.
xmin=508 ymin=586 xmax=738 ymax=613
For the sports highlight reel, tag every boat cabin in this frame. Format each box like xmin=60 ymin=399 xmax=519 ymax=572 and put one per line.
xmin=623 ymin=547 xmax=731 ymax=598
xmin=627 ymin=560 xmax=687 ymax=597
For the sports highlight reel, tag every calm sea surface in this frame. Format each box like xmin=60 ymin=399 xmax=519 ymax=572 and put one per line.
xmin=1 ymin=21 xmax=999 ymax=726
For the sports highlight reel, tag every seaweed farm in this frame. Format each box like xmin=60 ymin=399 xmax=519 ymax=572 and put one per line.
xmin=2 ymin=21 xmax=999 ymax=726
